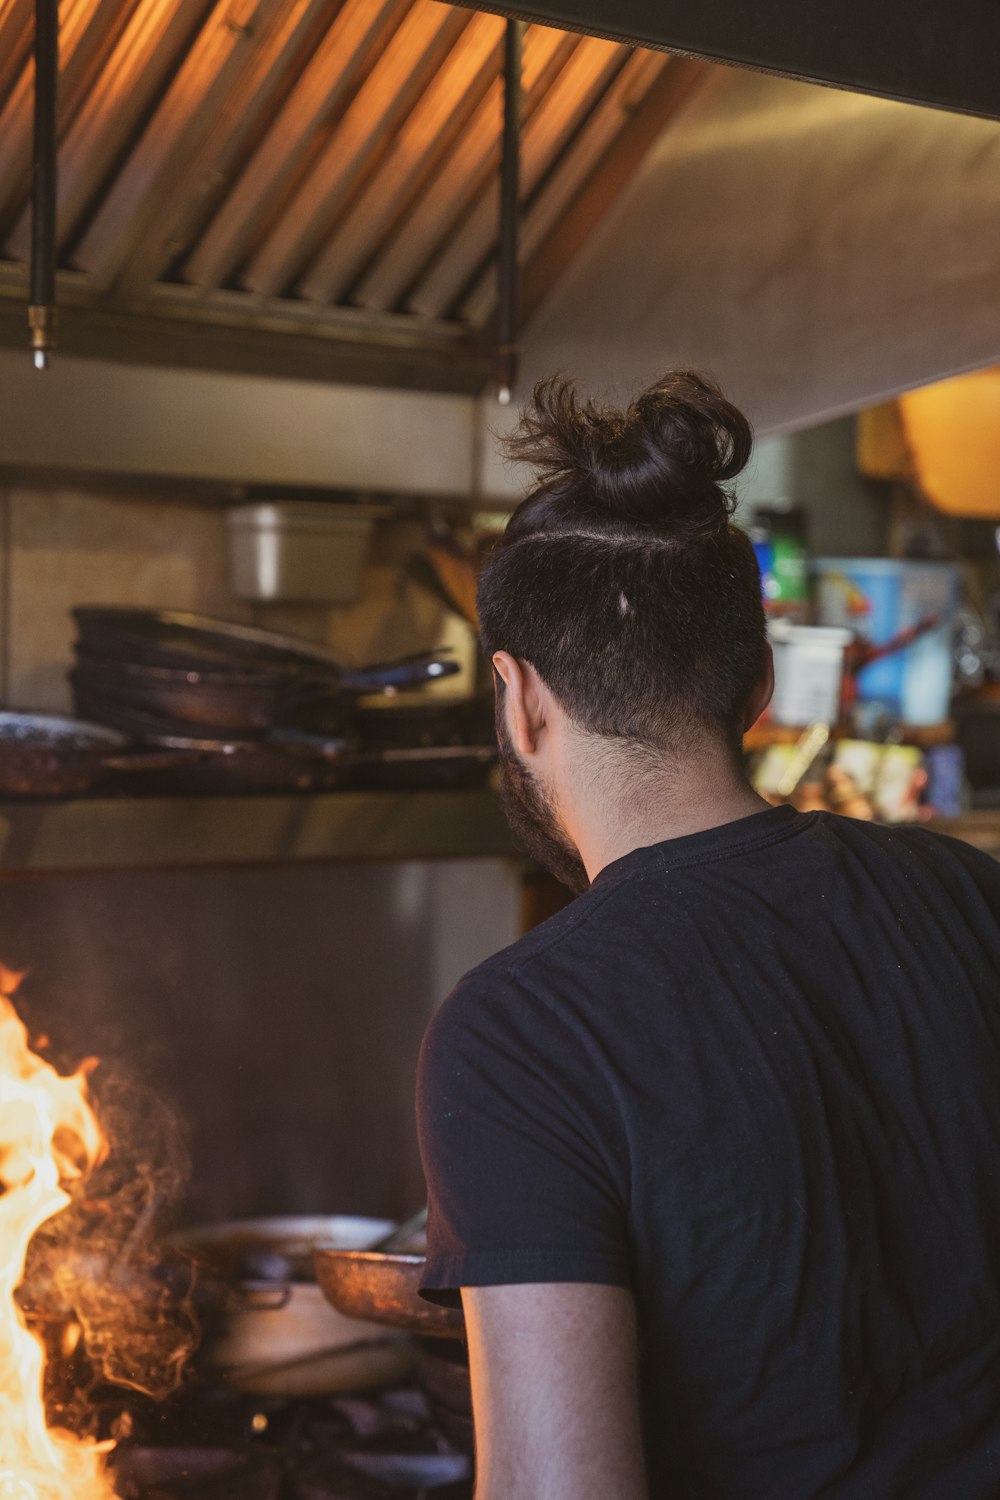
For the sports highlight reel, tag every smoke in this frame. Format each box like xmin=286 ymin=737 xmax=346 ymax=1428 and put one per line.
xmin=20 ymin=1059 xmax=200 ymax=1425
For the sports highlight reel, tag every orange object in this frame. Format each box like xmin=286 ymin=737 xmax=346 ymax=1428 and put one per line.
xmin=898 ymin=367 xmax=1000 ymax=518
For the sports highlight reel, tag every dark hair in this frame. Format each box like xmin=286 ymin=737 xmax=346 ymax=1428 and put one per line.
xmin=477 ymin=370 xmax=766 ymax=752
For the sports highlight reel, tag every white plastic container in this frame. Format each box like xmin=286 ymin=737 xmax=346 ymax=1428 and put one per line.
xmin=769 ymin=621 xmax=853 ymax=726
xmin=227 ymin=503 xmax=383 ymax=604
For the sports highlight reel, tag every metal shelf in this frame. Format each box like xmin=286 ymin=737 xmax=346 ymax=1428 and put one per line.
xmin=0 ymin=794 xmax=992 ymax=878
xmin=0 ymin=790 xmax=514 ymax=875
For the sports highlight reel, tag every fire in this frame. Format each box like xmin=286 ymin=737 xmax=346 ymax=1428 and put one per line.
xmin=0 ymin=967 xmax=116 ymax=1500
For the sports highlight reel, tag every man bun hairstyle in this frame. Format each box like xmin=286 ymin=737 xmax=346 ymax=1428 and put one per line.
xmin=505 ymin=370 xmax=751 ymax=544
xmin=478 ymin=370 xmax=766 ymax=752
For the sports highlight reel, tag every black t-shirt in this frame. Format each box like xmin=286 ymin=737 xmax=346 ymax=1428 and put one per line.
xmin=417 ymin=805 xmax=1000 ymax=1499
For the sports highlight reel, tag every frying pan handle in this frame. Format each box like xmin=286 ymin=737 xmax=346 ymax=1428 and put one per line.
xmin=267 ymin=650 xmax=462 ymax=710
xmin=100 ymin=749 xmax=209 ymax=773
xmin=230 ymin=1280 xmax=293 ymax=1312
xmin=340 ymin=657 xmax=461 ymax=693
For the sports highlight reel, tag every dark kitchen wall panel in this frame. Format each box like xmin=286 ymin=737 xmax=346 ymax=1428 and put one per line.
xmin=0 ymin=857 xmax=520 ymax=1224
xmin=457 ymin=0 xmax=1000 ymax=121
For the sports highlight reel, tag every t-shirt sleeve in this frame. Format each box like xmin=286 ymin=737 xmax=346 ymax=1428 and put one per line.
xmin=416 ymin=965 xmax=632 ymax=1305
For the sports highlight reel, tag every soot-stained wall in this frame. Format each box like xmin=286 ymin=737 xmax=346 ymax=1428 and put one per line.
xmin=0 ymin=857 xmax=520 ymax=1227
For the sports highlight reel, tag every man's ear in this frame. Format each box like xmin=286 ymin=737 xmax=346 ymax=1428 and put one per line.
xmin=492 ymin=652 xmax=545 ymax=756
xmin=743 ymin=642 xmax=775 ymax=731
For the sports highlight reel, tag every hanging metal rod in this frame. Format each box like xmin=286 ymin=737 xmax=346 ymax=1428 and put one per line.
xmin=29 ymin=0 xmax=59 ymax=371
xmin=495 ymin=18 xmax=523 ymax=405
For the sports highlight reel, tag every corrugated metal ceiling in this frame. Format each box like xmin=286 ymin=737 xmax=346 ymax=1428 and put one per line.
xmin=0 ymin=0 xmax=675 ymax=385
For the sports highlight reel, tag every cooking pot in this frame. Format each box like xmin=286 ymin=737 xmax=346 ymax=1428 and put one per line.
xmin=177 ymin=1216 xmax=414 ymax=1397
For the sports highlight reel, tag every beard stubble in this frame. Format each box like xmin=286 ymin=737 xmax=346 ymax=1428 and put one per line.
xmin=495 ymin=704 xmax=590 ymax=895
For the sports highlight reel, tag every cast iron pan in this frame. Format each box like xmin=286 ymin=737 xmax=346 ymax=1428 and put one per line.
xmin=0 ymin=711 xmax=139 ymax=798
xmin=71 ymin=659 xmax=345 ymax=737
xmin=105 ymin=732 xmax=352 ymax=796
xmin=73 ymin=608 xmax=459 ymax=692
xmin=73 ymin=613 xmax=458 ymax=737
xmin=73 ymin=607 xmax=345 ymax=674
xmin=334 ymin=745 xmax=497 ymax=792
xmin=351 ymin=694 xmax=495 ymax=749
xmin=71 ymin=660 xmax=459 ymax=748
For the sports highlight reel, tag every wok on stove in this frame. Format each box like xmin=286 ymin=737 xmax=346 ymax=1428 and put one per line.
xmin=313 ymin=1248 xmax=464 ymax=1339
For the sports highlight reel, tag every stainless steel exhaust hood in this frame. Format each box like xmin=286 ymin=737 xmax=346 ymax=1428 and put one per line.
xmin=456 ymin=0 xmax=1000 ymax=121
xmin=500 ymin=60 xmax=1000 ymax=443
xmin=2 ymin=0 xmax=996 ymax=482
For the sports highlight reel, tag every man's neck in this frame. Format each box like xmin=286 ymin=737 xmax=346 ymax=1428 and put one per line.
xmin=564 ymin=738 xmax=770 ymax=883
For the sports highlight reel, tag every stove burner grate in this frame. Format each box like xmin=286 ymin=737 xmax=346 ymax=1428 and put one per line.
xmin=109 ymin=1385 xmax=473 ymax=1500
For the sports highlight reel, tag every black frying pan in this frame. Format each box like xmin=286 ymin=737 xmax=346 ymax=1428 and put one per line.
xmin=0 ymin=712 xmax=195 ymax=799
xmin=73 ymin=607 xmax=345 ymax=674
xmin=101 ymin=731 xmax=352 ymax=796
xmin=71 ymin=658 xmax=460 ymax=741
xmin=351 ymin=694 xmax=495 ymax=749
xmin=74 ymin=608 xmax=458 ymax=688
xmin=0 ymin=712 xmax=125 ymax=797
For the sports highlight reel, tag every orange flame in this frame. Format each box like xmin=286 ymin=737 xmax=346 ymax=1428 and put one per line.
xmin=0 ymin=967 xmax=116 ymax=1499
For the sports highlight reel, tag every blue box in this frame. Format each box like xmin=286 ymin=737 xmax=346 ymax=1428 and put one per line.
xmin=814 ymin=559 xmax=960 ymax=725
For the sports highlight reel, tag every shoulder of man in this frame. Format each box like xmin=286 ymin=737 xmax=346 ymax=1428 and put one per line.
xmin=817 ymin=809 xmax=1000 ymax=883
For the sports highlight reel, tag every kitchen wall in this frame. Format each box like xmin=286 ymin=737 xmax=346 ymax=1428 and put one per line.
xmin=0 ymin=489 xmax=234 ymax=710
xmin=0 ymin=856 xmax=521 ymax=1223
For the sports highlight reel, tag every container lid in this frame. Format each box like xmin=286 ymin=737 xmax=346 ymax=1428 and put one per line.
xmin=769 ymin=621 xmax=854 ymax=646
xmin=227 ymin=503 xmax=389 ymax=530
xmin=813 ymin=557 xmax=959 ymax=575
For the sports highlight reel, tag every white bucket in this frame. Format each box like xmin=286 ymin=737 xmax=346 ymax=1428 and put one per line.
xmin=769 ymin=622 xmax=853 ymax=726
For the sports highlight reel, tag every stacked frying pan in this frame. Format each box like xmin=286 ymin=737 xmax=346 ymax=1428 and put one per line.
xmin=69 ymin=607 xmax=462 ymax=794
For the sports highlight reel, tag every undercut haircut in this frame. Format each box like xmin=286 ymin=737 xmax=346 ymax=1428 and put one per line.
xmin=477 ymin=371 xmax=767 ymax=753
